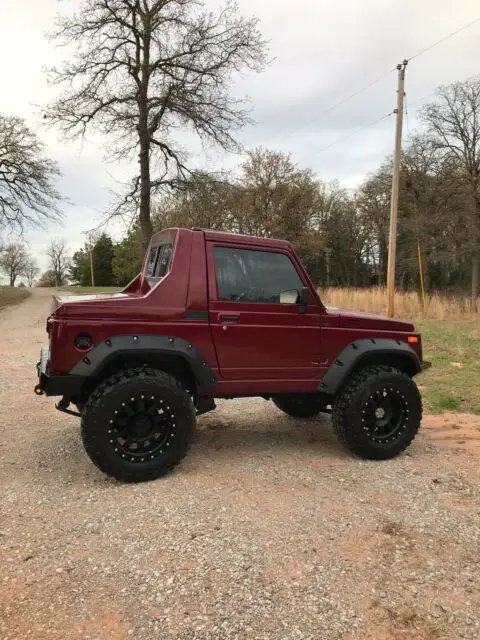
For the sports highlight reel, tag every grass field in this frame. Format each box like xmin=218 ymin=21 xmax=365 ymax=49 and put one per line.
xmin=0 ymin=286 xmax=31 ymax=310
xmin=417 ymin=319 xmax=480 ymax=414
xmin=323 ymin=287 xmax=480 ymax=414
xmin=63 ymin=286 xmax=122 ymax=294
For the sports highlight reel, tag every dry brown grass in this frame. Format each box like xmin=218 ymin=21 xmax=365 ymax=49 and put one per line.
xmin=319 ymin=287 xmax=478 ymax=321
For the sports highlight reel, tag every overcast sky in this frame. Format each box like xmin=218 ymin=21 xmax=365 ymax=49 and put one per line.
xmin=1 ymin=0 xmax=480 ymax=275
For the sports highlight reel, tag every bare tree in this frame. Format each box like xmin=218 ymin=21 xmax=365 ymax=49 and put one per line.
xmin=24 ymin=259 xmax=40 ymax=287
xmin=44 ymin=0 xmax=268 ymax=250
xmin=0 ymin=116 xmax=62 ymax=234
xmin=46 ymin=238 xmax=69 ymax=286
xmin=421 ymin=78 xmax=480 ymax=297
xmin=0 ymin=243 xmax=30 ymax=286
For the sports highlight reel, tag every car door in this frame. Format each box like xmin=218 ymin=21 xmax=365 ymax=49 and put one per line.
xmin=207 ymin=242 xmax=323 ymax=380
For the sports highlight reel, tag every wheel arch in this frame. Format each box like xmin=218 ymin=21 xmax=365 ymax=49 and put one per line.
xmin=70 ymin=335 xmax=216 ymax=401
xmin=319 ymin=338 xmax=422 ymax=396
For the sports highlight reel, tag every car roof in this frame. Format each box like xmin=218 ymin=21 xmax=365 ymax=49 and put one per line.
xmin=201 ymin=229 xmax=290 ymax=248
xmin=149 ymin=228 xmax=291 ymax=249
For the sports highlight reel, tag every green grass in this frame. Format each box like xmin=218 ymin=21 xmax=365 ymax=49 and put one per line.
xmin=63 ymin=286 xmax=122 ymax=294
xmin=417 ymin=319 xmax=480 ymax=414
xmin=0 ymin=286 xmax=31 ymax=309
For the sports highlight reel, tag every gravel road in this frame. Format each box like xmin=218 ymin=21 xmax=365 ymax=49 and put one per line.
xmin=1 ymin=289 xmax=479 ymax=640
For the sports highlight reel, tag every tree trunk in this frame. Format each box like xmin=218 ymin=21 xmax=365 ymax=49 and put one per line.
xmin=138 ymin=141 xmax=153 ymax=254
xmin=472 ymin=248 xmax=480 ymax=298
xmin=137 ymin=11 xmax=152 ymax=255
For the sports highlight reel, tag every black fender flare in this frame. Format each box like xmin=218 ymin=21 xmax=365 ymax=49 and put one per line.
xmin=318 ymin=338 xmax=422 ymax=395
xmin=70 ymin=334 xmax=216 ymax=390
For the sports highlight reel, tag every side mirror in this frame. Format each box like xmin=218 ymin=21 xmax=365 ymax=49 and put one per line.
xmin=279 ymin=289 xmax=299 ymax=305
xmin=298 ymin=287 xmax=309 ymax=314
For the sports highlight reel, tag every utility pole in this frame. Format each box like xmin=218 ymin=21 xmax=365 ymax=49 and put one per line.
xmin=325 ymin=247 xmax=331 ymax=288
xmin=89 ymin=240 xmax=95 ymax=288
xmin=82 ymin=230 xmax=96 ymax=287
xmin=386 ymin=60 xmax=408 ymax=318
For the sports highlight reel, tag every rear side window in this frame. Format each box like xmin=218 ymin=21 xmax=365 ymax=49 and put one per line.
xmin=214 ymin=246 xmax=303 ymax=303
xmin=145 ymin=241 xmax=173 ymax=286
xmin=155 ymin=243 xmax=172 ymax=278
xmin=145 ymin=245 xmax=159 ymax=277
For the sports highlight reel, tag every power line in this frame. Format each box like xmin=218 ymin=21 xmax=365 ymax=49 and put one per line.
xmin=316 ymin=66 xmax=480 ymax=156
xmin=316 ymin=110 xmax=395 ymax=155
xmin=274 ymin=15 xmax=480 ymax=146
xmin=279 ymin=69 xmax=394 ymax=142
xmin=404 ymin=100 xmax=411 ymax=135
xmin=405 ymin=91 xmax=436 ymax=109
xmin=398 ymin=70 xmax=480 ymax=123
xmin=407 ymin=16 xmax=480 ymax=63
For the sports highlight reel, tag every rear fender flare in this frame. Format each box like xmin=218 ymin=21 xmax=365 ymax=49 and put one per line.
xmin=70 ymin=334 xmax=216 ymax=390
xmin=319 ymin=338 xmax=421 ymax=395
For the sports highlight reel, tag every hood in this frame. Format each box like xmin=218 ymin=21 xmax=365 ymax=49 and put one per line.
xmin=326 ymin=307 xmax=415 ymax=332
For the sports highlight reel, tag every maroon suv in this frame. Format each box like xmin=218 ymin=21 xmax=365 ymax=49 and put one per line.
xmin=35 ymin=228 xmax=430 ymax=482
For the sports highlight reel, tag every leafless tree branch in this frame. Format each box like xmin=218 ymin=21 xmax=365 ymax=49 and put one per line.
xmin=44 ymin=0 xmax=268 ymax=249
xmin=0 ymin=116 xmax=63 ymax=235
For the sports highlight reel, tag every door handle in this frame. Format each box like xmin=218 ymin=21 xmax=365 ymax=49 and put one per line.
xmin=220 ymin=314 xmax=239 ymax=324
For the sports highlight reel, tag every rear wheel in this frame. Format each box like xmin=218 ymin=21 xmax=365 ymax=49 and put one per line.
xmin=272 ymin=393 xmax=326 ymax=418
xmin=81 ymin=367 xmax=195 ymax=482
xmin=332 ymin=365 xmax=422 ymax=460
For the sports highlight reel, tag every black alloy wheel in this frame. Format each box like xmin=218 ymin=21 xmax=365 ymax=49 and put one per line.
xmin=332 ymin=365 xmax=422 ymax=460
xmin=81 ymin=368 xmax=196 ymax=482
xmin=108 ymin=394 xmax=177 ymax=463
xmin=361 ymin=387 xmax=409 ymax=445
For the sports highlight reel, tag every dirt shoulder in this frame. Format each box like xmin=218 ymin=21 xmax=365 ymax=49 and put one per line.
xmin=1 ymin=289 xmax=479 ymax=640
xmin=423 ymin=412 xmax=480 ymax=455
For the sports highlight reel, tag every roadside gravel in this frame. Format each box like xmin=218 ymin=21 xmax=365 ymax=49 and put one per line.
xmin=1 ymin=289 xmax=479 ymax=640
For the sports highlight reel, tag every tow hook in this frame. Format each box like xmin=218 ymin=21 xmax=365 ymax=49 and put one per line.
xmin=34 ymin=384 xmax=44 ymax=396
xmin=55 ymin=397 xmax=81 ymax=418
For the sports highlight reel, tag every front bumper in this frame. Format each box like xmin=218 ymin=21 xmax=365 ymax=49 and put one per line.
xmin=35 ymin=346 xmax=84 ymax=398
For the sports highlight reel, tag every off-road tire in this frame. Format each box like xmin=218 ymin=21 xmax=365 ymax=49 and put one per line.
xmin=332 ymin=365 xmax=422 ymax=460
xmin=272 ymin=394 xmax=326 ymax=418
xmin=81 ymin=367 xmax=196 ymax=482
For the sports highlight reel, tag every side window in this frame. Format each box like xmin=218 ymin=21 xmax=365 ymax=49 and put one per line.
xmin=214 ymin=247 xmax=303 ymax=303
xmin=145 ymin=241 xmax=173 ymax=286
xmin=154 ymin=242 xmax=172 ymax=278
xmin=145 ymin=245 xmax=159 ymax=277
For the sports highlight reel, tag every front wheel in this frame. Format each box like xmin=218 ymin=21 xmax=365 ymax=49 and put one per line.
xmin=332 ymin=365 xmax=422 ymax=460
xmin=81 ymin=367 xmax=196 ymax=482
